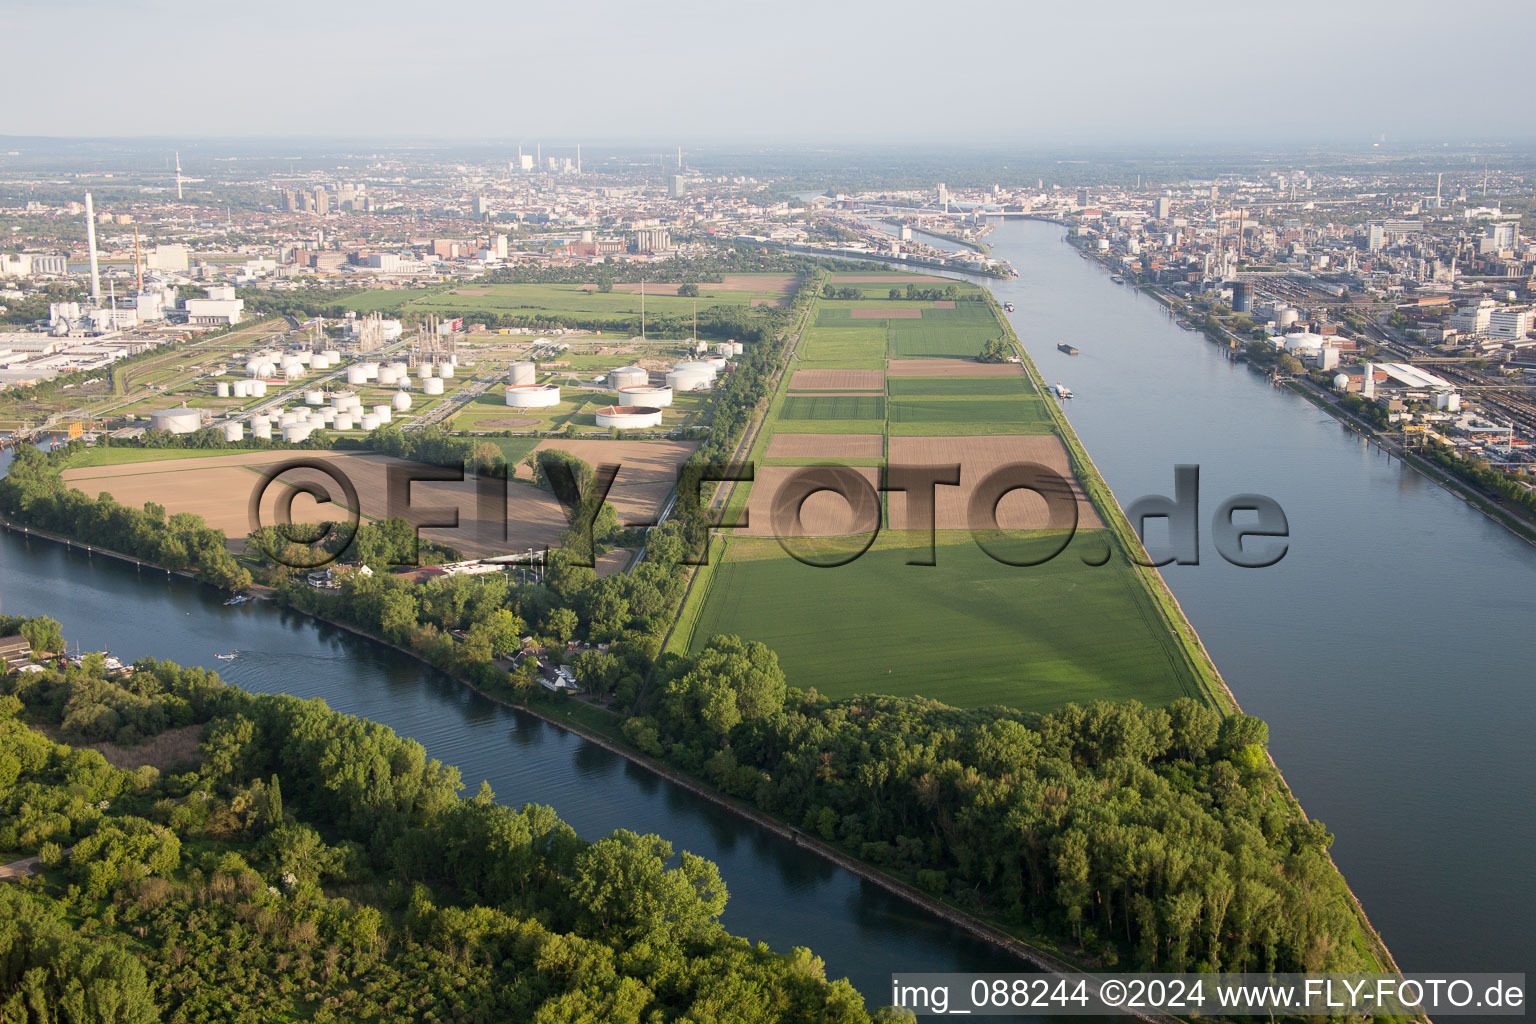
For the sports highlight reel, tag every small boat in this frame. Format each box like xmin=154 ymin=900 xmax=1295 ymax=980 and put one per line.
xmin=1050 ymin=382 xmax=1074 ymax=399
xmin=223 ymin=594 xmax=249 ymax=606
xmin=1058 ymin=343 xmax=1079 ymax=355
xmin=1003 ymin=301 xmax=1015 ymax=313
xmin=214 ymin=650 xmax=238 ymax=661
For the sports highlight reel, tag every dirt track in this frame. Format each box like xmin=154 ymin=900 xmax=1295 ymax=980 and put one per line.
xmin=885 ymin=436 xmax=1101 ymax=532
xmin=886 ymin=359 xmax=1025 ymax=377
xmin=850 ymin=307 xmax=922 ymax=319
xmin=790 ymin=369 xmax=884 ymax=391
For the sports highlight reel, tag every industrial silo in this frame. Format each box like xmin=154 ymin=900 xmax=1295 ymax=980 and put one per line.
xmin=423 ymin=377 xmax=445 ymax=395
xmin=222 ymin=421 xmax=244 ymax=442
xmin=666 ymin=361 xmax=716 ymax=391
xmin=618 ymin=385 xmax=673 ymax=408
xmin=609 ymin=365 xmax=647 ymax=390
xmin=373 ymin=404 xmax=392 ymax=423
xmin=215 ymin=382 xmax=230 ymax=398
xmin=251 ymin=417 xmax=272 ymax=440
xmin=305 ymin=390 xmax=326 ymax=406
xmin=360 ymin=414 xmax=380 ymax=431
xmin=335 ymin=414 xmax=354 ymax=431
xmin=505 ymin=384 xmax=561 ymax=408
xmin=510 ymin=360 xmax=538 ymax=386
xmin=283 ymin=423 xmax=313 ymax=443
xmin=439 ymin=362 xmax=455 ymax=379
xmin=346 ymin=364 xmax=368 ymax=386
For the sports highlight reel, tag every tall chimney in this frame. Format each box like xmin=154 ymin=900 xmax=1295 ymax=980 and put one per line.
xmin=84 ymin=192 xmax=101 ymax=305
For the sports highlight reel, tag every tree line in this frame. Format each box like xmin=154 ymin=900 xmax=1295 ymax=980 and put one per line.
xmin=0 ymin=634 xmax=886 ymax=1022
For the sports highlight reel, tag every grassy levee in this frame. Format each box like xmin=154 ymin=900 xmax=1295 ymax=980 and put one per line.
xmin=982 ymin=289 xmax=1403 ymax=977
xmin=981 ymin=291 xmax=1236 ymax=715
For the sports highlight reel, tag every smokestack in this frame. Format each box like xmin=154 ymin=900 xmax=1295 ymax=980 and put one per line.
xmin=84 ymin=192 xmax=101 ymax=305
xmin=576 ymin=143 xmax=581 ymax=174
xmin=175 ymin=151 xmax=183 ymax=200
xmin=133 ymin=225 xmax=142 ymax=293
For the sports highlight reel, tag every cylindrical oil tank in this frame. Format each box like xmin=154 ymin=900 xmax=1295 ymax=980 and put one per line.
xmin=215 ymin=381 xmax=230 ymax=398
xmin=305 ymin=389 xmax=325 ymax=406
xmin=373 ymin=404 xmax=392 ymax=423
xmin=331 ymin=390 xmax=357 ymax=410
xmin=361 ymin=361 xmax=380 ymax=380
xmin=595 ymin=405 xmax=663 ymax=429
xmin=335 ymin=414 xmax=354 ymax=431
xmin=608 ymin=365 xmax=647 ymax=390
xmin=417 ymin=363 xmax=433 ymax=380
xmin=149 ymin=408 xmax=203 ymax=434
xmin=283 ymin=423 xmax=313 ymax=443
xmin=392 ymin=391 xmax=413 ymax=412
xmin=438 ymin=362 xmax=454 ymax=379
xmin=279 ymin=413 xmax=299 ymax=427
xmin=222 ymin=421 xmax=244 ymax=442
xmin=378 ymin=366 xmax=400 ymax=386
xmin=705 ymin=356 xmax=728 ymax=369
xmin=666 ymin=361 xmax=715 ymax=391
xmin=282 ymin=364 xmax=303 ymax=380
xmin=346 ymin=365 xmax=368 ymax=385
xmin=506 ymin=384 xmax=561 ymax=408
xmin=731 ymin=341 xmax=743 ymax=356
xmin=510 ymin=360 xmax=538 ymax=386
xmin=360 ymin=414 xmax=380 ymax=431
xmin=308 ymin=412 xmax=327 ymax=428
xmin=618 ymin=385 xmax=673 ymax=408
xmin=249 ymin=380 xmax=268 ymax=397
xmin=251 ymin=418 xmax=272 ymax=440
xmin=309 ymin=354 xmax=330 ymax=370
xmin=232 ymin=381 xmax=250 ymax=398
xmin=321 ymin=349 xmax=340 ymax=362
xmin=423 ymin=377 xmax=444 ymax=395
xmin=319 ymin=407 xmax=337 ymax=423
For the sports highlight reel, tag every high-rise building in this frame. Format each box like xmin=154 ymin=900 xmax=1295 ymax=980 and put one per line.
xmin=493 ymin=234 xmax=508 ymax=259
xmin=473 ymin=196 xmax=491 ymax=218
xmin=1487 ymin=306 xmax=1532 ymax=340
xmin=1076 ymin=187 xmax=1090 ymax=207
xmin=1155 ymin=196 xmax=1171 ymax=220
xmin=312 ymin=188 xmax=330 ymax=215
xmin=668 ymin=174 xmax=686 ymax=199
xmin=1366 ymin=223 xmax=1385 ymax=252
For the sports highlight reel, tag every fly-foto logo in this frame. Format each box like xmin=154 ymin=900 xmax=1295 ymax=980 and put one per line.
xmin=247 ymin=459 xmax=1288 ymax=571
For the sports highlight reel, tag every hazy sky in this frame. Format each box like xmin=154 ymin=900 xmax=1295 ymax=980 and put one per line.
xmin=4 ymin=0 xmax=1531 ymax=144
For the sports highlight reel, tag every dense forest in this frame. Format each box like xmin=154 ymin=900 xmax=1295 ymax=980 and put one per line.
xmin=0 ymin=628 xmax=886 ymax=1022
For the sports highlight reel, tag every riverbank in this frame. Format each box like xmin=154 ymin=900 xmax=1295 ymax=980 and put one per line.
xmin=278 ymin=590 xmax=1189 ymax=1021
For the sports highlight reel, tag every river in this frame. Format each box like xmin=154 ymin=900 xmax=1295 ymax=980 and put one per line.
xmin=981 ymin=218 xmax=1534 ymax=978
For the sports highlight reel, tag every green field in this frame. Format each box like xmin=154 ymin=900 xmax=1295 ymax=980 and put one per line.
xmin=886 ymin=396 xmax=1053 ymax=434
xmin=58 ymin=447 xmax=251 ymax=469
xmin=888 ymin=324 xmax=999 ymax=359
xmin=797 ymin=326 xmax=888 ymax=366
xmin=779 ymin=395 xmax=885 ymax=421
xmin=689 ymin=534 xmax=1196 ymax=712
xmin=887 ymin=376 xmax=1036 ymax=397
xmin=341 ymin=278 xmax=793 ymax=320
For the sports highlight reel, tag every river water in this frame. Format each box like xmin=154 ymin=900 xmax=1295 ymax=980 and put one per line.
xmin=982 ymin=218 xmax=1534 ymax=977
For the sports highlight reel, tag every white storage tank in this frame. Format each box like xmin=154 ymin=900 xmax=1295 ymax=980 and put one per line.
xmin=361 ymin=361 xmax=380 ymax=380
xmin=335 ymin=414 xmax=354 ymax=431
xmin=322 ymin=349 xmax=341 ymax=362
xmin=256 ymin=361 xmax=277 ymax=378
xmin=232 ymin=381 xmax=250 ymax=398
xmin=510 ymin=360 xmax=538 ymax=386
xmin=222 ymin=421 xmax=244 ymax=442
xmin=666 ymin=361 xmax=716 ymax=391
xmin=619 ymin=385 xmax=673 ymax=408
xmin=705 ymin=356 xmax=728 ymax=369
xmin=715 ymin=342 xmax=732 ymax=357
xmin=283 ymin=423 xmax=313 ymax=443
xmin=310 ymin=354 xmax=331 ymax=371
xmin=346 ymin=365 xmax=368 ymax=385
xmin=249 ymin=380 xmax=268 ymax=397
xmin=282 ymin=363 xmax=303 ymax=380
xmin=392 ymin=391 xmax=413 ymax=412
xmin=331 ymin=390 xmax=357 ymax=410
xmin=360 ymin=414 xmax=380 ymax=431
xmin=731 ymin=341 xmax=744 ymax=356
xmin=417 ymin=362 xmax=433 ymax=380
xmin=608 ymin=365 xmax=647 ymax=390
xmin=423 ymin=377 xmax=445 ymax=396
xmin=319 ymin=407 xmax=337 ymax=423
xmin=438 ymin=362 xmax=455 ymax=379
xmin=308 ymin=413 xmax=327 ymax=428
xmin=595 ymin=405 xmax=663 ymax=430
xmin=305 ymin=390 xmax=326 ymax=406
xmin=279 ymin=412 xmax=299 ymax=427
xmin=251 ymin=417 xmax=272 ymax=440
xmin=150 ymin=408 xmax=203 ymax=434
xmin=378 ymin=366 xmax=401 ymax=386
xmin=215 ymin=382 xmax=230 ymax=398
xmin=387 ymin=360 xmax=409 ymax=378
xmin=373 ymin=404 xmax=392 ymax=423
xmin=506 ymin=384 xmax=561 ymax=408
xmin=244 ymin=359 xmax=261 ymax=376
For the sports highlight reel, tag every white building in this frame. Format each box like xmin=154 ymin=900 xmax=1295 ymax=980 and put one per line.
xmin=148 ymin=244 xmax=189 ymax=272
xmin=1487 ymin=307 xmax=1532 ymax=341
xmin=1448 ymin=299 xmax=1495 ymax=335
